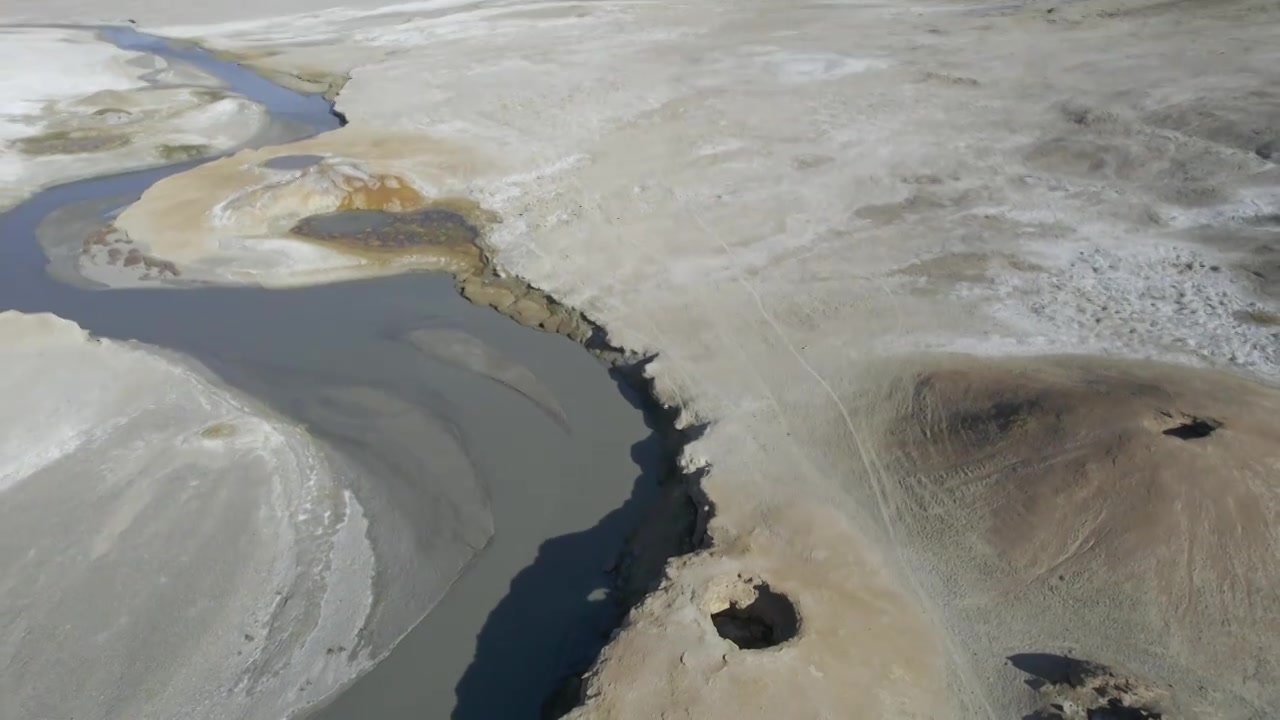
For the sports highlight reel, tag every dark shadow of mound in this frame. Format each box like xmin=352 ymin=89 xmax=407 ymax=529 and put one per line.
xmin=1010 ymin=652 xmax=1083 ymax=689
xmin=1161 ymin=415 xmax=1221 ymax=440
xmin=1010 ymin=653 xmax=1165 ymax=720
xmin=452 ymin=369 xmax=696 ymax=720
xmin=450 ymin=503 xmax=639 ymax=720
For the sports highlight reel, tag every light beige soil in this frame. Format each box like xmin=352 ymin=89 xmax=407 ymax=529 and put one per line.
xmin=3 ymin=0 xmax=1280 ymax=717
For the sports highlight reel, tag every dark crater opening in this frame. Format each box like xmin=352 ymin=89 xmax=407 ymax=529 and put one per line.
xmin=710 ymin=582 xmax=799 ymax=650
xmin=1162 ymin=415 xmax=1221 ymax=440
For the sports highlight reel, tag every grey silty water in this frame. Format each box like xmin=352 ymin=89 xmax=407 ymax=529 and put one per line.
xmin=0 ymin=26 xmax=658 ymax=720
xmin=101 ymin=25 xmax=338 ymax=126
xmin=262 ymin=153 xmax=328 ymax=170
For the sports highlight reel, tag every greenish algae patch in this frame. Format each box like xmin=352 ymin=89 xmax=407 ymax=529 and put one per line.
xmin=15 ymin=129 xmax=131 ymax=156
xmin=286 ymin=197 xmax=592 ymax=340
xmin=289 ymin=198 xmax=498 ymax=269
xmin=191 ymin=88 xmax=229 ymax=104
xmin=199 ymin=422 xmax=238 ymax=439
xmin=157 ymin=143 xmax=212 ymax=161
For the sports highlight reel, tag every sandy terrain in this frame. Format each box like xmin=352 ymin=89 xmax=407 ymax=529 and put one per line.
xmin=2 ymin=0 xmax=1279 ymax=717
xmin=853 ymin=354 xmax=1280 ymax=717
xmin=0 ymin=311 xmax=382 ymax=720
xmin=0 ymin=26 xmax=269 ymax=210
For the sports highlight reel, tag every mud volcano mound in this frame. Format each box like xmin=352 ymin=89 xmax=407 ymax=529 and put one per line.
xmin=864 ymin=355 xmax=1280 ymax=716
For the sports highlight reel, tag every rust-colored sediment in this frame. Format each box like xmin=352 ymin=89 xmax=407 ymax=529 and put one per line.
xmin=334 ymin=175 xmax=427 ymax=212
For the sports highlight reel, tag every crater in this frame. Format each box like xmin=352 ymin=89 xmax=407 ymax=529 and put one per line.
xmin=705 ymin=578 xmax=799 ymax=650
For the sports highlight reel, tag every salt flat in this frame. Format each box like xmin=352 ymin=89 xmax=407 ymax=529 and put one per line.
xmin=0 ymin=312 xmax=380 ymax=720
xmin=0 ymin=26 xmax=269 ymax=210
xmin=3 ymin=0 xmax=1279 ymax=717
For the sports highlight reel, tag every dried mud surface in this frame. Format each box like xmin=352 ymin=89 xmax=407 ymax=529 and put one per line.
xmin=850 ymin=354 xmax=1280 ymax=718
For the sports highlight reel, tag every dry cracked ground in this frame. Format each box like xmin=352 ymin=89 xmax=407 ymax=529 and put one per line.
xmin=2 ymin=0 xmax=1279 ymax=718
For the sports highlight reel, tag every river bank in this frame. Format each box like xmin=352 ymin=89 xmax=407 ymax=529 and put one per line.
xmin=0 ymin=24 xmax=675 ymax=720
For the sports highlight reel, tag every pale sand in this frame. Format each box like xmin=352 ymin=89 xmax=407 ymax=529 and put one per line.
xmin=0 ymin=311 xmax=384 ymax=720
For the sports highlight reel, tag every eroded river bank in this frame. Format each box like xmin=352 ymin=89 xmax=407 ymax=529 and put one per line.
xmin=0 ymin=25 xmax=676 ymax=720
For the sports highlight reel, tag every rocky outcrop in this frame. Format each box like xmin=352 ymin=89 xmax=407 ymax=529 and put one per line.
xmin=459 ymin=272 xmax=593 ymax=344
xmin=1012 ymin=655 xmax=1168 ymax=720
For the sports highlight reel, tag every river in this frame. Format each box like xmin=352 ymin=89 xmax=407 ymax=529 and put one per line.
xmin=0 ymin=25 xmax=658 ymax=720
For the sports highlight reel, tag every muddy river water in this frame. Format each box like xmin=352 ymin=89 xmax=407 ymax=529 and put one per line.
xmin=0 ymin=26 xmax=657 ymax=720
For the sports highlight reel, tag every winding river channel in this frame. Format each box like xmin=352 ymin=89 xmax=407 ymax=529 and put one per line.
xmin=0 ymin=26 xmax=657 ymax=720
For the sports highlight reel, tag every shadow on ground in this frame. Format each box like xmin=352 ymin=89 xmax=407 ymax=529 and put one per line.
xmin=452 ymin=371 xmax=679 ymax=720
xmin=1010 ymin=653 xmax=1166 ymax=720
